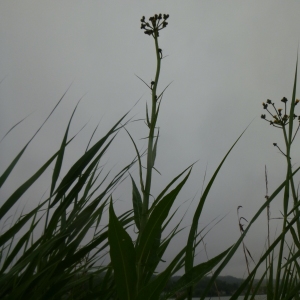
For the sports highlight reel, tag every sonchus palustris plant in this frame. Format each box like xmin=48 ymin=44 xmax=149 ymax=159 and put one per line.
xmin=230 ymin=63 xmax=300 ymax=300
xmin=260 ymin=90 xmax=300 ymax=299
xmin=107 ymin=14 xmax=247 ymax=300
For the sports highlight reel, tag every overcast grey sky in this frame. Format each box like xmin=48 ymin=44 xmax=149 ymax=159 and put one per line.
xmin=1 ymin=1 xmax=300 ymax=278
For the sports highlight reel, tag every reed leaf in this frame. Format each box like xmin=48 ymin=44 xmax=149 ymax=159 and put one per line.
xmin=165 ymin=246 xmax=232 ymax=299
xmin=131 ymin=175 xmax=143 ymax=230
xmin=136 ymin=168 xmax=192 ymax=272
xmin=108 ymin=200 xmax=137 ymax=300
xmin=200 ymin=165 xmax=300 ymax=300
xmin=185 ymin=126 xmax=248 ymax=299
xmin=0 ymin=88 xmax=69 ymax=189
xmin=51 ymin=113 xmax=128 ymax=205
xmin=136 ymin=247 xmax=187 ymax=300
xmin=50 ymin=99 xmax=81 ymax=196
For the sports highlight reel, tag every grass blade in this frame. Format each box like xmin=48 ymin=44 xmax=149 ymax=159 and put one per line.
xmin=137 ymin=168 xmax=192 ymax=275
xmin=167 ymin=246 xmax=232 ymax=299
xmin=131 ymin=175 xmax=143 ymax=230
xmin=185 ymin=126 xmax=248 ymax=299
xmin=50 ymin=99 xmax=81 ymax=196
xmin=52 ymin=113 xmax=128 ymax=205
xmin=108 ymin=200 xmax=137 ymax=300
xmin=0 ymin=87 xmax=70 ymax=189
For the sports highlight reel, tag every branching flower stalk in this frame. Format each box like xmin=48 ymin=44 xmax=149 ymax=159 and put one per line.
xmin=139 ymin=14 xmax=169 ymax=232
xmin=261 ymin=66 xmax=300 ymax=299
xmin=134 ymin=14 xmax=169 ymax=291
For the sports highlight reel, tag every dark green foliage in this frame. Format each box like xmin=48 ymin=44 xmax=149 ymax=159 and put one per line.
xmin=1 ymin=12 xmax=299 ymax=300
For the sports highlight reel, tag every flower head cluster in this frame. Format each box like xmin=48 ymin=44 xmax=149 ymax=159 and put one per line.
xmin=261 ymin=97 xmax=300 ymax=128
xmin=140 ymin=14 xmax=169 ymax=37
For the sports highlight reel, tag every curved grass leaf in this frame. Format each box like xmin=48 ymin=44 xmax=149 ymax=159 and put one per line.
xmin=0 ymin=112 xmax=33 ymax=144
xmin=136 ymin=247 xmax=187 ymax=300
xmin=151 ymin=164 xmax=195 ymax=209
xmin=288 ymin=54 xmax=298 ymax=144
xmin=185 ymin=126 xmax=249 ymax=299
xmin=0 ymin=144 xmax=70 ymax=220
xmin=108 ymin=200 xmax=137 ymax=300
xmin=215 ymin=168 xmax=300 ymax=300
xmin=48 ymin=139 xmax=115 ymax=236
xmin=167 ymin=246 xmax=232 ymax=299
xmin=0 ymin=87 xmax=70 ymax=189
xmin=51 ymin=113 xmax=128 ymax=206
xmin=0 ymin=200 xmax=46 ymax=246
xmin=50 ymin=99 xmax=81 ymax=196
xmin=0 ymin=217 xmax=40 ymax=273
xmin=131 ymin=175 xmax=142 ymax=230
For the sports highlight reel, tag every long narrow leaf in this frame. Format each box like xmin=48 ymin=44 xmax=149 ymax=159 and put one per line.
xmin=0 ymin=86 xmax=70 ymax=188
xmin=108 ymin=201 xmax=137 ymax=300
xmin=131 ymin=175 xmax=143 ymax=230
xmin=50 ymin=99 xmax=81 ymax=196
xmin=52 ymin=113 xmax=128 ymax=205
xmin=186 ymin=126 xmax=248 ymax=278
xmin=137 ymin=168 xmax=192 ymax=273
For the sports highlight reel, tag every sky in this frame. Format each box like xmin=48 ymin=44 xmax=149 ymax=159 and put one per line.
xmin=1 ymin=1 xmax=300 ymax=279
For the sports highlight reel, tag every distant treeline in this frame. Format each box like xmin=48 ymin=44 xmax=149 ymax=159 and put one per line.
xmin=163 ymin=275 xmax=242 ymax=297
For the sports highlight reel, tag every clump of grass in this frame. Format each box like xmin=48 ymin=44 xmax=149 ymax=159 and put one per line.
xmin=0 ymin=97 xmax=136 ymax=299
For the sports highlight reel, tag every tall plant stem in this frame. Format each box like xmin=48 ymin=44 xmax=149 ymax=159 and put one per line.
xmin=274 ymin=126 xmax=296 ymax=298
xmin=140 ymin=32 xmax=161 ymax=233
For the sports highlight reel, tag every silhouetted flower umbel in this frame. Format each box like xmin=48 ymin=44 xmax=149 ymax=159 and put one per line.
xmin=261 ymin=96 xmax=300 ymax=130
xmin=140 ymin=13 xmax=169 ymax=38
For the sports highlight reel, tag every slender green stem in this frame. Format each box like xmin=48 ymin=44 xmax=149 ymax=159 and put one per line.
xmin=137 ymin=28 xmax=162 ymax=292
xmin=274 ymin=123 xmax=298 ymax=299
xmin=282 ymin=120 xmax=300 ymax=233
xmin=140 ymin=32 xmax=161 ymax=233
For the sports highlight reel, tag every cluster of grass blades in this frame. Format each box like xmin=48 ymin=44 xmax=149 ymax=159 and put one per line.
xmin=0 ymin=95 xmax=137 ymax=299
xmin=1 ymin=12 xmax=299 ymax=300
